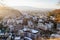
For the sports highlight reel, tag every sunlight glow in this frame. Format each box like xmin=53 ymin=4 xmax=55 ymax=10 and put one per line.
xmin=0 ymin=0 xmax=60 ymax=8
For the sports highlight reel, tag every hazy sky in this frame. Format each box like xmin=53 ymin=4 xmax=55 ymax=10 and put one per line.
xmin=0 ymin=0 xmax=60 ymax=8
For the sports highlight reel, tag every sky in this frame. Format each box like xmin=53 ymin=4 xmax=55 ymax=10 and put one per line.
xmin=0 ymin=0 xmax=60 ymax=8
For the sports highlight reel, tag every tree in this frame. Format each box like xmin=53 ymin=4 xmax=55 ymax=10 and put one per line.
xmin=48 ymin=9 xmax=60 ymax=23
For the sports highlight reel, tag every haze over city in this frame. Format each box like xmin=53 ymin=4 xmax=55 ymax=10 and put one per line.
xmin=0 ymin=0 xmax=60 ymax=9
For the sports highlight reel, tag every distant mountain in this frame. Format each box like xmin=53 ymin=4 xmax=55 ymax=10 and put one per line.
xmin=11 ymin=6 xmax=52 ymax=16
xmin=12 ymin=6 xmax=52 ymax=11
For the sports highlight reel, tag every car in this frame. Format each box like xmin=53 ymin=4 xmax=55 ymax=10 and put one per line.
xmin=14 ymin=36 xmax=20 ymax=40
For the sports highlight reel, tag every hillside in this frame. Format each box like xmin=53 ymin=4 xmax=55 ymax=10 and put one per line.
xmin=0 ymin=6 xmax=22 ymax=20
